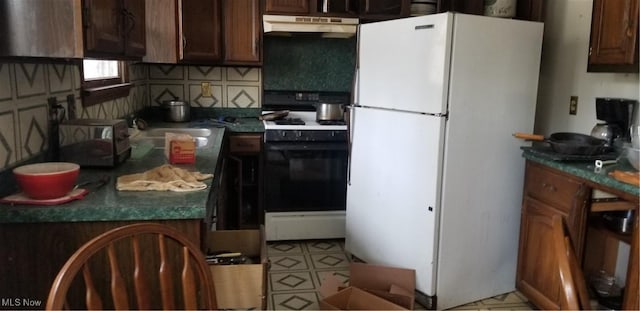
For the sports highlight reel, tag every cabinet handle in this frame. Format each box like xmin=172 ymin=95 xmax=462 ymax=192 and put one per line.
xmin=183 ymin=36 xmax=187 ymax=50
xmin=541 ymin=182 xmax=556 ymax=192
xmin=627 ymin=27 xmax=634 ymax=38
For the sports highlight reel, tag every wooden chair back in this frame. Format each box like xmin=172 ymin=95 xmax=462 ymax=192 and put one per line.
xmin=46 ymin=223 xmax=217 ymax=310
xmin=552 ymin=215 xmax=591 ymax=310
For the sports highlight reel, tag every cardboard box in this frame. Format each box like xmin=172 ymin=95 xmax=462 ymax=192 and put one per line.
xmin=169 ymin=139 xmax=195 ymax=164
xmin=204 ymin=228 xmax=267 ymax=310
xmin=319 ymin=262 xmax=416 ymax=310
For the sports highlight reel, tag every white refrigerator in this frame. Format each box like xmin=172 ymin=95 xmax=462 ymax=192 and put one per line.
xmin=346 ymin=13 xmax=543 ymax=309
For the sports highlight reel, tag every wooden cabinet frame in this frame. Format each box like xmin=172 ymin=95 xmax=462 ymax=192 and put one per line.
xmin=517 ymin=160 xmax=639 ymax=310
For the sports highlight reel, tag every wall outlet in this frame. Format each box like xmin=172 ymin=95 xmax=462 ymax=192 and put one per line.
xmin=201 ymin=82 xmax=212 ymax=97
xmin=569 ymin=96 xmax=578 ymax=115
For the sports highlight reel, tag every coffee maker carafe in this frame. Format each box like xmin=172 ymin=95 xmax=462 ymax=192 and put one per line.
xmin=591 ymin=98 xmax=637 ymax=146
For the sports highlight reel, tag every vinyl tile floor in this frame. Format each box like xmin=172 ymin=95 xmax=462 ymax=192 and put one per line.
xmin=266 ymin=239 xmax=535 ymax=310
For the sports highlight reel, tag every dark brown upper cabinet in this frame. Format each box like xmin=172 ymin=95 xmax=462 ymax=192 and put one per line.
xmin=223 ymin=0 xmax=262 ymax=64
xmin=180 ymin=0 xmax=223 ymax=62
xmin=437 ymin=0 xmax=545 ymax=22
xmin=0 ymin=0 xmax=84 ymax=59
xmin=588 ymin=0 xmax=639 ymax=72
xmin=264 ymin=0 xmax=310 ymax=14
xmin=263 ymin=0 xmax=409 ymax=21
xmin=83 ymin=0 xmax=146 ymax=59
xmin=144 ymin=0 xmax=261 ymax=65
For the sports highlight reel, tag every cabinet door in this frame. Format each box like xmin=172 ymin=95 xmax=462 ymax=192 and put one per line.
xmin=360 ymin=0 xmax=410 ymax=16
xmin=180 ymin=0 xmax=222 ymax=62
xmin=0 ymin=0 xmax=84 ymax=58
xmin=83 ymin=0 xmax=125 ymax=56
xmin=143 ymin=0 xmax=178 ymax=63
xmin=264 ymin=0 xmax=309 ymax=14
xmin=516 ymin=197 xmax=564 ymax=310
xmin=588 ymin=0 xmax=639 ymax=70
xmin=223 ymin=0 xmax=261 ymax=64
xmin=124 ymin=0 xmax=146 ymax=57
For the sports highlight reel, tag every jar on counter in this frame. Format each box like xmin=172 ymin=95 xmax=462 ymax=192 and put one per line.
xmin=484 ymin=0 xmax=517 ymax=18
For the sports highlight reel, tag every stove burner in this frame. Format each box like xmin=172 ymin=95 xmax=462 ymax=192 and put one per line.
xmin=318 ymin=120 xmax=347 ymax=126
xmin=275 ymin=118 xmax=305 ymax=125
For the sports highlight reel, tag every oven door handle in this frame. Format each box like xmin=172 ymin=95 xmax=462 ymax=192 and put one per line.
xmin=264 ymin=142 xmax=348 ymax=151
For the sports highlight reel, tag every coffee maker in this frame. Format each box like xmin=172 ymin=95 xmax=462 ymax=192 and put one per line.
xmin=591 ymin=98 xmax=638 ymax=146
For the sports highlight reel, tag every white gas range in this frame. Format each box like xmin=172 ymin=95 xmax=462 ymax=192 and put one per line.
xmin=261 ymin=91 xmax=350 ymax=241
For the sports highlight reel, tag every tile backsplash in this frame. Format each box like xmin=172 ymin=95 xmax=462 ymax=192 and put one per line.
xmin=147 ymin=65 xmax=262 ymax=109
xmin=263 ymin=36 xmax=356 ymax=92
xmin=0 ymin=61 xmax=140 ymax=170
xmin=0 ymin=61 xmax=262 ymax=172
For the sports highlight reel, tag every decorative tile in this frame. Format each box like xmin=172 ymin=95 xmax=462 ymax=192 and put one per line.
xmin=305 ymin=240 xmax=344 ymax=253
xmin=47 ymin=64 xmax=73 ymax=94
xmin=188 ymin=66 xmax=223 ymax=81
xmin=18 ymin=104 xmax=47 ymax=159
xmin=129 ymin=63 xmax=148 ymax=81
xmin=136 ymin=84 xmax=148 ymax=108
xmin=271 ymin=292 xmax=320 ymax=310
xmin=15 ymin=63 xmax=45 ymax=98
xmin=226 ymin=67 xmax=260 ymax=82
xmin=150 ymin=84 xmax=185 ymax=106
xmin=149 ymin=65 xmax=185 ymax=80
xmin=270 ymin=271 xmax=316 ymax=291
xmin=0 ymin=111 xmax=17 ymax=167
xmin=72 ymin=64 xmax=81 ymax=90
xmin=188 ymin=84 xmax=222 ymax=108
xmin=268 ymin=242 xmax=305 ymax=255
xmin=309 ymin=253 xmax=350 ymax=269
xmin=266 ymin=239 xmax=532 ymax=310
xmin=270 ymin=255 xmax=310 ymax=271
xmin=0 ymin=63 xmax=12 ymax=101
xmin=226 ymin=86 xmax=259 ymax=108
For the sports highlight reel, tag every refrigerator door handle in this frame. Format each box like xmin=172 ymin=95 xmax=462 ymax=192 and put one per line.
xmin=415 ymin=24 xmax=435 ymax=30
xmin=347 ymin=105 xmax=355 ymax=186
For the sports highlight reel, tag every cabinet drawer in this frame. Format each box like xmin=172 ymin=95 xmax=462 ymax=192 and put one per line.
xmin=525 ymin=162 xmax=585 ymax=212
xmin=229 ymin=135 xmax=261 ymax=153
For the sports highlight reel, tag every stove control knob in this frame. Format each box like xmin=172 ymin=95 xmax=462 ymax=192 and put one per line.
xmin=281 ymin=131 xmax=287 ymax=137
xmin=296 ymin=131 xmax=302 ymax=137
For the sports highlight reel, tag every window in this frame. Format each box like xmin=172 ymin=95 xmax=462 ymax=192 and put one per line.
xmin=81 ymin=59 xmax=132 ymax=106
xmin=83 ymin=59 xmax=120 ymax=80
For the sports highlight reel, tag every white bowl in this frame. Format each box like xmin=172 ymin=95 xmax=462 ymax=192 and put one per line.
xmin=624 ymin=146 xmax=640 ymax=170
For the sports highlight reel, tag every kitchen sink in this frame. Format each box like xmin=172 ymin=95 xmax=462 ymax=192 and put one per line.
xmin=130 ymin=127 xmax=215 ymax=149
xmin=143 ymin=128 xmax=212 ymax=137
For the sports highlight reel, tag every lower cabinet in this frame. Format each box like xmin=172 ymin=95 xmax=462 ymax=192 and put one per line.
xmin=516 ymin=161 xmax=590 ymax=310
xmin=223 ymin=133 xmax=263 ymax=229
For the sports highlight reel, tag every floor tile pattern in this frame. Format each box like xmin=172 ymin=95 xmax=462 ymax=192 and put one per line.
xmin=267 ymin=239 xmax=534 ymax=310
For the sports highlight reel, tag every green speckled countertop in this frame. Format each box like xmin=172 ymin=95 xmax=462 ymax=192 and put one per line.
xmin=523 ymin=150 xmax=639 ymax=199
xmin=0 ymin=127 xmax=226 ymax=224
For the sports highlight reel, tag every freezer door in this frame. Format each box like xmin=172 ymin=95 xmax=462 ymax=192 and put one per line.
xmin=346 ymin=106 xmax=444 ymax=296
xmin=358 ymin=13 xmax=452 ymax=114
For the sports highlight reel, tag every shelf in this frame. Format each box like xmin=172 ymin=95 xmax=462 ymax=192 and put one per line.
xmin=591 ymin=200 xmax=636 ymax=212
xmin=588 ymin=217 xmax=633 ymax=244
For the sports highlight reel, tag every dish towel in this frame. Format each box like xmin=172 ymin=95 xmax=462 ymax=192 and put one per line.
xmin=116 ymin=164 xmax=213 ymax=192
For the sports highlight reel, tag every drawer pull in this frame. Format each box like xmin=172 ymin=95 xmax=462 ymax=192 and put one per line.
xmin=542 ymin=183 xmax=557 ymax=192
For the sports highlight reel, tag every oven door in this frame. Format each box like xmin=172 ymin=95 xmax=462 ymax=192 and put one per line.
xmin=264 ymin=141 xmax=348 ymax=212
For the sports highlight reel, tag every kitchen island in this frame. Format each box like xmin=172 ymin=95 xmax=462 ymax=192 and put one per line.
xmin=0 ymin=118 xmax=255 ymax=309
xmin=518 ymin=150 xmax=639 ymax=310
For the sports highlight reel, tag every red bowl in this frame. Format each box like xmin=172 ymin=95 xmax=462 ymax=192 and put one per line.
xmin=13 ymin=162 xmax=80 ymax=200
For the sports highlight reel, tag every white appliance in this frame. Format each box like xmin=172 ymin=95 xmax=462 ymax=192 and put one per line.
xmin=346 ymin=13 xmax=543 ymax=309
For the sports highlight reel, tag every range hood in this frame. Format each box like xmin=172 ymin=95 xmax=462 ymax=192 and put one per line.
xmin=263 ymin=15 xmax=359 ymax=38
